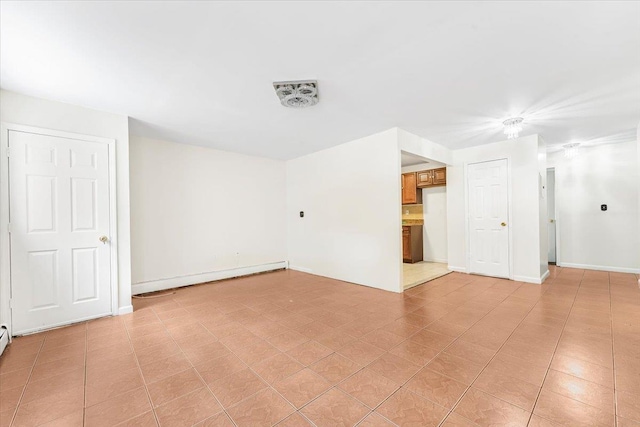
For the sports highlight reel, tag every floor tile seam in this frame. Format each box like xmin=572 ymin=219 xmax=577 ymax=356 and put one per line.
xmin=521 ymin=269 xmax=585 ymax=426
xmin=162 ymin=312 xmax=311 ymax=427
xmin=607 ymin=272 xmax=619 ymax=420
xmin=121 ymin=317 xmax=162 ymax=427
xmin=161 ymin=326 xmax=230 ymax=422
xmin=406 ymin=276 xmax=526 ymax=323
xmin=432 ymin=270 xmax=575 ymax=426
xmin=296 ymin=380 xmax=396 ymax=427
xmin=83 ymin=323 xmax=88 ymax=427
xmin=544 ymin=366 xmax=614 ymax=392
xmin=7 ymin=332 xmax=46 ymax=427
xmin=292 ymin=408 xmax=319 ymax=427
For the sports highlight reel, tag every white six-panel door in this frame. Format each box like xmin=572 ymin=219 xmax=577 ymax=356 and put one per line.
xmin=9 ymin=130 xmax=112 ymax=334
xmin=547 ymin=169 xmax=557 ymax=263
xmin=468 ymin=159 xmax=510 ymax=278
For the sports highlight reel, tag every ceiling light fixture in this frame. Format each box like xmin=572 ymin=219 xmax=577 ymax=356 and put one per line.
xmin=273 ymin=80 xmax=319 ymax=108
xmin=503 ymin=117 xmax=524 ymax=139
xmin=563 ymin=142 xmax=581 ymax=159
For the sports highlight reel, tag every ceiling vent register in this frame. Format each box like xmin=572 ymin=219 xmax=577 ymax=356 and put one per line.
xmin=273 ymin=80 xmax=319 ymax=108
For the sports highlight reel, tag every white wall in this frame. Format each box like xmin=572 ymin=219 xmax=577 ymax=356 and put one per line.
xmin=538 ymin=136 xmax=549 ymax=278
xmin=287 ymin=129 xmax=403 ymax=292
xmin=0 ymin=90 xmax=133 ymax=314
xmin=422 ymin=186 xmax=448 ymax=263
xmin=447 ymin=135 xmax=546 ymax=283
xmin=130 ymin=136 xmax=287 ymax=293
xmin=548 ymin=140 xmax=639 ymax=273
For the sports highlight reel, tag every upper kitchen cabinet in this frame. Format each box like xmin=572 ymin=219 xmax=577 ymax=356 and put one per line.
xmin=433 ymin=167 xmax=446 ymax=185
xmin=417 ymin=167 xmax=447 ymax=188
xmin=417 ymin=170 xmax=433 ymax=187
xmin=401 ymin=172 xmax=422 ymax=204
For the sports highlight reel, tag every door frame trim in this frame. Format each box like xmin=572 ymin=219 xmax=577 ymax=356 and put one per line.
xmin=464 ymin=157 xmax=513 ymax=280
xmin=0 ymin=123 xmax=119 ymax=337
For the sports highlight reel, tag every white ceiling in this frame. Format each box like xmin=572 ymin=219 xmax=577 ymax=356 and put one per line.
xmin=1 ymin=1 xmax=639 ymax=160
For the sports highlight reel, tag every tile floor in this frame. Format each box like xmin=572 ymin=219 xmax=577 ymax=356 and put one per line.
xmin=403 ymin=262 xmax=451 ymax=290
xmin=0 ymin=266 xmax=639 ymax=426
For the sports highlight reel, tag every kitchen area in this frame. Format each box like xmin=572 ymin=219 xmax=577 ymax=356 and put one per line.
xmin=401 ymin=152 xmax=451 ymax=289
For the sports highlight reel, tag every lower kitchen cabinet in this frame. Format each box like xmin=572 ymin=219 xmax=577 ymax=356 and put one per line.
xmin=402 ymin=225 xmax=423 ymax=263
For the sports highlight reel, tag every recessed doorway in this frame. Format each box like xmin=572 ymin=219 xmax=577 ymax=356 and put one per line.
xmin=400 ymin=151 xmax=451 ymax=290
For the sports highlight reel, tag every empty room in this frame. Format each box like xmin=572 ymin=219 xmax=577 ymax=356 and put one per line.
xmin=0 ymin=1 xmax=639 ymax=426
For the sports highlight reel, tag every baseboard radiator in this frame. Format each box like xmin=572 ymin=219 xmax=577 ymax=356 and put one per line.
xmin=0 ymin=327 xmax=8 ymax=357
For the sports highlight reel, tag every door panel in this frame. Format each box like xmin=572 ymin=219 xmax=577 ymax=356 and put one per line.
xmin=402 ymin=173 xmax=421 ymax=204
xmin=547 ymin=169 xmax=556 ymax=263
xmin=402 ymin=228 xmax=411 ymax=261
xmin=468 ymin=159 xmax=509 ymax=278
xmin=417 ymin=170 xmax=433 ymax=187
xmin=9 ymin=130 xmax=112 ymax=334
xmin=432 ymin=168 xmax=446 ymax=185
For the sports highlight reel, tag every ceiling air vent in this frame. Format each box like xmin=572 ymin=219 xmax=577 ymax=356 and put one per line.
xmin=273 ymin=80 xmax=319 ymax=108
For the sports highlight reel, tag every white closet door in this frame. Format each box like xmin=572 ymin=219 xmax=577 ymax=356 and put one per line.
xmin=9 ymin=130 xmax=112 ymax=334
xmin=468 ymin=159 xmax=510 ymax=278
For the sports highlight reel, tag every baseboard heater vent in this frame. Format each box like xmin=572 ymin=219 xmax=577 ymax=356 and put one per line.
xmin=0 ymin=327 xmax=8 ymax=357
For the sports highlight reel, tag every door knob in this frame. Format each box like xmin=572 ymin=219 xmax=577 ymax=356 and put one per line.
xmin=549 ymin=219 xmax=555 ymax=223
xmin=99 ymin=236 xmax=109 ymax=244
xmin=500 ymin=222 xmax=507 ymax=227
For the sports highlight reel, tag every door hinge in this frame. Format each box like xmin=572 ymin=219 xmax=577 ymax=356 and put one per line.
xmin=8 ymin=299 xmax=12 ymax=309
xmin=7 ymin=223 xmax=11 ymax=234
xmin=6 ymin=147 xmax=9 ymax=158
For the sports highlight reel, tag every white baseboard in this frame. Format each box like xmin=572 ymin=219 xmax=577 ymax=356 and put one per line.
xmin=0 ymin=327 xmax=8 ymax=357
xmin=118 ymin=305 xmax=133 ymax=315
xmin=540 ymin=269 xmax=550 ymax=283
xmin=288 ymin=265 xmax=313 ymax=274
xmin=447 ymin=265 xmax=467 ymax=273
xmin=131 ymin=261 xmax=288 ymax=295
xmin=513 ymin=275 xmax=544 ymax=284
xmin=557 ymin=262 xmax=640 ymax=274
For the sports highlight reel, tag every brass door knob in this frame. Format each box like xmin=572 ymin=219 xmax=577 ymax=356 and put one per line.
xmin=501 ymin=222 xmax=507 ymax=227
xmin=99 ymin=236 xmax=109 ymax=244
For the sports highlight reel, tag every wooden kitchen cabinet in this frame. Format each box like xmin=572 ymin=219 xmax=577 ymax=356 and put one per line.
xmin=402 ymin=225 xmax=423 ymax=263
xmin=401 ymin=172 xmax=422 ymax=204
xmin=417 ymin=170 xmax=433 ymax=187
xmin=417 ymin=167 xmax=446 ymax=188
xmin=433 ymin=167 xmax=447 ymax=185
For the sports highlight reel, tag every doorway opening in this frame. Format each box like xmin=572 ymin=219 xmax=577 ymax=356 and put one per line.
xmin=547 ymin=168 xmax=557 ymax=265
xmin=400 ymin=151 xmax=450 ymax=290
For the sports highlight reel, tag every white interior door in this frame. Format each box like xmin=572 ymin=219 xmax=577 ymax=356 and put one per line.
xmin=547 ymin=169 xmax=556 ymax=263
xmin=9 ymin=130 xmax=112 ymax=334
xmin=468 ymin=159 xmax=509 ymax=278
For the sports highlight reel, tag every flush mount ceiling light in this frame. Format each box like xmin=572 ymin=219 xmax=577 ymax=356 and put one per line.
xmin=503 ymin=117 xmax=524 ymax=139
xmin=563 ymin=142 xmax=581 ymax=159
xmin=273 ymin=80 xmax=318 ymax=108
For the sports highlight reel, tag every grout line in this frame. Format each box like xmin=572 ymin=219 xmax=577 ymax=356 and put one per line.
xmin=121 ymin=312 xmax=163 ymax=427
xmin=608 ymin=272 xmax=618 ymax=424
xmin=323 ymin=274 xmax=534 ymax=426
xmin=7 ymin=333 xmax=46 ymax=427
xmin=83 ymin=322 xmax=88 ymax=426
xmin=521 ymin=268 xmax=585 ymax=426
xmin=153 ymin=298 xmax=240 ymax=426
xmin=434 ymin=266 xmax=580 ymax=426
xmin=434 ymin=286 xmax=558 ymax=424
